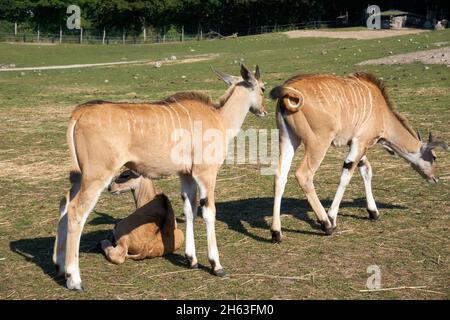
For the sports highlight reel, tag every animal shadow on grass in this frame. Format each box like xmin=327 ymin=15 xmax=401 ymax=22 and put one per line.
xmin=9 ymin=228 xmax=112 ymax=287
xmin=8 ymin=210 xmax=201 ymax=287
xmin=215 ymin=197 xmax=406 ymax=243
xmin=9 ymin=199 xmax=406 ymax=286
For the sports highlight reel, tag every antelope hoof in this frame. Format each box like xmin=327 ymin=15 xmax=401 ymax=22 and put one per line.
xmin=185 ymin=255 xmax=198 ymax=269
xmin=367 ymin=209 xmax=380 ymax=221
xmin=271 ymin=230 xmax=282 ymax=243
xmin=212 ymin=268 xmax=228 ymax=278
xmin=320 ymin=221 xmax=336 ymax=235
xmin=65 ymin=276 xmax=84 ymax=292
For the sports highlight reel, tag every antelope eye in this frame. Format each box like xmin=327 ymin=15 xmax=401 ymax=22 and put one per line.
xmin=432 ymin=155 xmax=437 ymax=161
xmin=261 ymin=87 xmax=265 ymax=93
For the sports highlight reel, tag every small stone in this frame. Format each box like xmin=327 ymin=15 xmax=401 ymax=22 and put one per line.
xmin=154 ymin=61 xmax=162 ymax=68
xmin=104 ymin=79 xmax=109 ymax=83
xmin=20 ymin=72 xmax=25 ymax=76
xmin=181 ymin=75 xmax=186 ymax=79
xmin=170 ymin=55 xmax=177 ymax=60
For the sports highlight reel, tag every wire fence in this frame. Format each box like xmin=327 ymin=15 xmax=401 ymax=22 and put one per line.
xmin=0 ymin=19 xmax=346 ymax=45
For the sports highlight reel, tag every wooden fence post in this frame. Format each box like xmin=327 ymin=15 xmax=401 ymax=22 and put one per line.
xmin=59 ymin=28 xmax=62 ymax=44
xmin=14 ymin=22 xmax=17 ymax=38
xmin=80 ymin=27 xmax=83 ymax=44
xmin=122 ymin=28 xmax=125 ymax=44
xmin=181 ymin=25 xmax=184 ymax=42
xmin=102 ymin=28 xmax=106 ymax=44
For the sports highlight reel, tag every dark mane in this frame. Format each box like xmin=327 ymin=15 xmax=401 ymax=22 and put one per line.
xmin=353 ymin=72 xmax=418 ymax=139
xmin=158 ymin=91 xmax=220 ymax=109
xmin=78 ymin=100 xmax=112 ymax=106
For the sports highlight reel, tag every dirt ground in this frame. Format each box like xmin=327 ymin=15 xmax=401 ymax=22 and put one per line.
xmin=285 ymin=29 xmax=428 ymax=40
xmin=357 ymin=46 xmax=450 ymax=66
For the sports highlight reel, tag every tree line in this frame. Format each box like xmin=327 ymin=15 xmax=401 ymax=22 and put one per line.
xmin=0 ymin=0 xmax=448 ymax=35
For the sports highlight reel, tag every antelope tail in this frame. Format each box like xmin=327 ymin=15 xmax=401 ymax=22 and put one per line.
xmin=270 ymin=85 xmax=304 ymax=112
xmin=67 ymin=117 xmax=81 ymax=175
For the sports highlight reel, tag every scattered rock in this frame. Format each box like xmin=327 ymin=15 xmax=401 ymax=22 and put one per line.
xmin=154 ymin=61 xmax=162 ymax=68
xmin=170 ymin=55 xmax=177 ymax=60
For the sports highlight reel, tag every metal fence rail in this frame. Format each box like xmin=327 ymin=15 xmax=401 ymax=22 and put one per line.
xmin=0 ymin=20 xmax=344 ymax=45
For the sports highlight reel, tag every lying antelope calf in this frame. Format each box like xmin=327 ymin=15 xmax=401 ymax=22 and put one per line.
xmin=100 ymin=170 xmax=184 ymax=264
xmin=270 ymin=72 xmax=447 ymax=241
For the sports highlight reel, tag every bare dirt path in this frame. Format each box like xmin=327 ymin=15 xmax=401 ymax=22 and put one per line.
xmin=285 ymin=29 xmax=428 ymax=40
xmin=357 ymin=46 xmax=450 ymax=66
xmin=0 ymin=54 xmax=217 ymax=72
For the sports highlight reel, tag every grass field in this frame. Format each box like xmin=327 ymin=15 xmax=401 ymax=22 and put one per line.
xmin=0 ymin=30 xmax=449 ymax=299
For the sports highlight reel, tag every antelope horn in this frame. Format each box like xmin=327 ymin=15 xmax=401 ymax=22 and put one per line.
xmin=416 ymin=130 xmax=422 ymax=141
xmin=428 ymin=132 xmax=433 ymax=143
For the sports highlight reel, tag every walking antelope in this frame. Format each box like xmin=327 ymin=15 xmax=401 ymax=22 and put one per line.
xmin=100 ymin=170 xmax=184 ymax=264
xmin=270 ymin=73 xmax=447 ymax=241
xmin=53 ymin=64 xmax=266 ymax=291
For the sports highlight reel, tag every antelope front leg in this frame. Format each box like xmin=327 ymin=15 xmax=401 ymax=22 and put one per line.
xmin=195 ymin=174 xmax=226 ymax=277
xmin=327 ymin=139 xmax=366 ymax=228
xmin=65 ymin=176 xmax=110 ymax=291
xmin=180 ymin=175 xmax=198 ymax=268
xmin=357 ymin=156 xmax=379 ymax=220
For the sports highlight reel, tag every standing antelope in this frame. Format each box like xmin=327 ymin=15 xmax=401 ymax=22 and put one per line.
xmin=100 ymin=170 xmax=184 ymax=264
xmin=53 ymin=64 xmax=266 ymax=291
xmin=270 ymin=73 xmax=447 ymax=242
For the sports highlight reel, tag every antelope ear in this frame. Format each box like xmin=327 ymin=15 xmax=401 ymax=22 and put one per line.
xmin=426 ymin=141 xmax=449 ymax=151
xmin=211 ymin=66 xmax=235 ymax=86
xmin=240 ymin=63 xmax=257 ymax=86
xmin=416 ymin=129 xmax=422 ymax=141
xmin=254 ymin=65 xmax=261 ymax=80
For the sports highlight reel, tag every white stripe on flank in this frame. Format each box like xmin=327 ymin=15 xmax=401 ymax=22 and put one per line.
xmin=158 ymin=105 xmax=169 ymax=144
xmin=352 ymin=80 xmax=364 ymax=128
xmin=163 ymin=101 xmax=177 ymax=132
xmin=355 ymin=78 xmax=374 ymax=129
xmin=166 ymin=103 xmax=182 ymax=130
xmin=152 ymin=105 xmax=161 ymax=135
xmin=172 ymin=104 xmax=183 ymax=130
xmin=174 ymin=99 xmax=194 ymax=136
